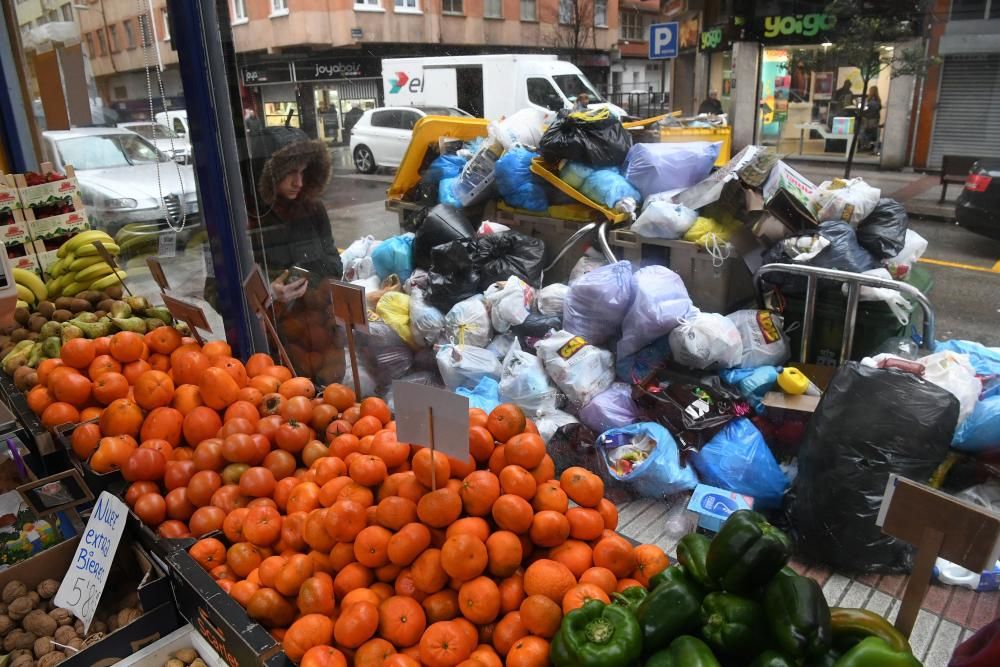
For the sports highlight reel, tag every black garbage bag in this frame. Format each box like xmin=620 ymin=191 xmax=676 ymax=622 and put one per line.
xmin=538 ymin=109 xmax=633 ymax=167
xmin=470 ymin=231 xmax=546 ymax=287
xmin=511 ymin=312 xmax=563 ymax=339
xmin=413 ymin=205 xmax=476 ymax=269
xmin=762 ymin=221 xmax=879 ymax=293
xmin=788 ymin=363 xmax=958 ymax=573
xmin=359 ymin=318 xmax=414 ymax=385
xmin=424 ymin=239 xmax=482 ymax=311
xmin=857 ymin=198 xmax=908 ymax=260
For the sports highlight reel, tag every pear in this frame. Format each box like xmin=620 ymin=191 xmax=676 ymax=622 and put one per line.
xmin=109 ymin=301 xmax=132 ymax=319
xmin=26 ymin=342 xmax=44 ymax=368
xmin=125 ymin=296 xmax=151 ymax=312
xmin=39 ymin=321 xmax=62 ymax=339
xmin=144 ymin=307 xmax=174 ymax=325
xmin=74 ymin=312 xmax=99 ymax=324
xmin=41 ymin=336 xmax=61 ymax=359
xmin=111 ymin=316 xmax=147 ymax=334
xmin=2 ymin=343 xmax=33 ymax=375
xmin=71 ymin=316 xmax=114 ymax=339
xmin=61 ymin=324 xmax=85 ymax=344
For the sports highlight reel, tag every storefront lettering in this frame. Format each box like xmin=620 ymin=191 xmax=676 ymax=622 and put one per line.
xmin=313 ymin=62 xmax=362 ymax=79
xmin=762 ymin=14 xmax=836 ymax=39
xmin=701 ymin=28 xmax=722 ymax=50
xmin=244 ymin=69 xmax=260 ymax=82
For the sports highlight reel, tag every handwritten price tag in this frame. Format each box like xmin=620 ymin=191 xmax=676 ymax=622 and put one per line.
xmin=53 ymin=492 xmax=128 ymax=633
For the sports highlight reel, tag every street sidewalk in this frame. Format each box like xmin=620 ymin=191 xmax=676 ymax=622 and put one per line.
xmin=787 ymin=160 xmax=955 ymax=221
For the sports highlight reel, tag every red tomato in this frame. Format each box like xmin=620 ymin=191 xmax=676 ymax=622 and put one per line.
xmin=133 ymin=492 xmax=167 ymax=527
xmin=122 ymin=448 xmax=167 ymax=482
xmin=164 ymin=459 xmax=197 ymax=490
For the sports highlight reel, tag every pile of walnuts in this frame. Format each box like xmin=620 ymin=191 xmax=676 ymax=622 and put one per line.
xmin=0 ymin=579 xmax=142 ymax=666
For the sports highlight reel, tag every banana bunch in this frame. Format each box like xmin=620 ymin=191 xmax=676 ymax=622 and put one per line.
xmin=46 ymin=230 xmax=127 ymax=298
xmin=13 ymin=268 xmax=47 ymax=308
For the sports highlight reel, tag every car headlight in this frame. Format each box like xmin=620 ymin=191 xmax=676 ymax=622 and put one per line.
xmin=105 ymin=198 xmax=138 ymax=209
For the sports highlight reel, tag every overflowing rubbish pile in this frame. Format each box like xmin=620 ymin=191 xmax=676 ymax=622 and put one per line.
xmin=343 ymin=107 xmax=1000 ymax=579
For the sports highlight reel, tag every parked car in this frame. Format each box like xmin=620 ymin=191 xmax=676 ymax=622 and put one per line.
xmin=41 ymin=128 xmax=201 ymax=248
xmin=955 ymin=159 xmax=1000 ymax=240
xmin=117 ymin=121 xmax=191 ymax=163
xmin=155 ymin=110 xmax=190 ymax=138
xmin=350 ymin=106 xmax=470 ymax=174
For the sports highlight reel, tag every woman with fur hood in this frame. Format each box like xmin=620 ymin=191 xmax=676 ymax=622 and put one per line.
xmin=251 ymin=139 xmax=346 ymax=383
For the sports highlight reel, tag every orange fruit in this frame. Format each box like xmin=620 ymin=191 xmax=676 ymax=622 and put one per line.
xmin=520 ymin=594 xmax=562 ymax=639
xmin=522 ymin=559 xmax=576 ymax=605
xmin=561 ymin=583 xmax=610 ymax=614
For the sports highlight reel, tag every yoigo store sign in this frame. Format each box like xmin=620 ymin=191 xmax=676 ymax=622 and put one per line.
xmin=754 ymin=13 xmax=837 ymax=44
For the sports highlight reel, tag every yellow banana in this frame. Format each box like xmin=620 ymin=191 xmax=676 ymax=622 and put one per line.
xmin=74 ymin=242 xmax=120 ymax=258
xmin=89 ymin=271 xmax=126 ymax=291
xmin=13 ymin=268 xmax=47 ymax=302
xmin=67 ymin=255 xmax=107 ymax=273
xmin=74 ymin=262 xmax=116 ymax=284
xmin=61 ymin=281 xmax=89 ymax=297
xmin=59 ymin=230 xmax=114 ymax=257
xmin=48 ymin=258 xmax=67 ymax=278
xmin=16 ymin=283 xmax=36 ymax=306
xmin=16 ymin=300 xmax=28 ymax=310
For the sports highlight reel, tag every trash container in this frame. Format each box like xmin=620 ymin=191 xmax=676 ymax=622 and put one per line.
xmin=778 ymin=265 xmax=933 ymax=364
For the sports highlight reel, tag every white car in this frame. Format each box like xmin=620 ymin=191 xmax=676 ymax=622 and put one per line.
xmin=117 ymin=121 xmax=191 ymax=163
xmin=350 ymin=106 xmax=470 ymax=174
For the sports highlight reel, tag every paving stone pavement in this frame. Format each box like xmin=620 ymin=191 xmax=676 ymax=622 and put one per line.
xmin=615 ymin=498 xmax=998 ymax=667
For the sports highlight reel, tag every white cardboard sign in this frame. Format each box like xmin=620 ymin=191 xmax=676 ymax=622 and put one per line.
xmin=392 ymin=382 xmax=470 ymax=462
xmin=53 ymin=491 xmax=128 ymax=633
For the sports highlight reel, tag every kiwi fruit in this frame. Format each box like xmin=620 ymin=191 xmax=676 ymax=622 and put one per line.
xmin=54 ymin=297 xmax=75 ymax=311
xmin=69 ymin=298 xmax=91 ymax=313
xmin=14 ymin=307 xmax=30 ymax=326
xmin=11 ymin=328 xmax=29 ymax=342
xmin=78 ymin=290 xmax=103 ymax=305
xmin=28 ymin=314 xmax=48 ymax=332
xmin=97 ymin=299 xmax=116 ymax=314
xmin=13 ymin=366 xmax=37 ymax=391
xmin=36 ymin=301 xmax=56 ymax=319
xmin=52 ymin=309 xmax=73 ymax=323
xmin=104 ymin=285 xmax=124 ymax=300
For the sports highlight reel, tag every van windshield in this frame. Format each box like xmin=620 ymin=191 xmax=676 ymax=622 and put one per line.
xmin=553 ymin=75 xmax=603 ymax=103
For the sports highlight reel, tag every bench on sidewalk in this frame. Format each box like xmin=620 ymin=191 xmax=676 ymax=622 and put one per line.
xmin=940 ymin=155 xmax=980 ymax=203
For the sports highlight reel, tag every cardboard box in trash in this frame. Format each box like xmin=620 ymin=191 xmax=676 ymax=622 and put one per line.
xmin=687 ymin=484 xmax=755 ymax=532
xmin=758 ymin=162 xmax=819 ymax=231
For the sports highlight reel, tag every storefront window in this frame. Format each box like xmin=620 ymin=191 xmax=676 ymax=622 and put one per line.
xmin=757 ymin=47 xmax=890 ymax=162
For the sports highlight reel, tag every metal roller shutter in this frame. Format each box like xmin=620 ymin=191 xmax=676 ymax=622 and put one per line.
xmin=928 ymin=55 xmax=1000 ymax=168
xmin=338 ymin=78 xmax=383 ymax=105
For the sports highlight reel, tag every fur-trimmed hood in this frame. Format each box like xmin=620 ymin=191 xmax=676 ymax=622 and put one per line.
xmin=257 ymin=139 xmax=331 ymax=206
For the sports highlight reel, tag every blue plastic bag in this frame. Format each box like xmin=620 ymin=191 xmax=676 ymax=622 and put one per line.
xmin=692 ymin=418 xmax=789 ymax=508
xmin=580 ymin=168 xmax=642 ymax=209
xmin=616 ymin=336 xmax=671 ymax=383
xmin=560 ymin=161 xmax=594 ymax=189
xmin=495 ymin=147 xmax=548 ymax=212
xmin=597 ymin=422 xmax=699 ymax=497
xmin=952 ymin=395 xmax=1000 ymax=453
xmin=371 ymin=233 xmax=415 ymax=282
xmin=426 ymin=154 xmax=466 ymax=185
xmin=624 ymin=142 xmax=721 ymax=199
xmin=439 ymin=177 xmax=463 ymax=209
xmin=720 ymin=366 xmax=780 ymax=414
xmin=456 ymin=376 xmax=502 ymax=414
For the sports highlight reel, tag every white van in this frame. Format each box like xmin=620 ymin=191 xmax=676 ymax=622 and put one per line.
xmin=154 ymin=110 xmax=190 ymax=138
xmin=381 ymin=55 xmax=626 ymax=120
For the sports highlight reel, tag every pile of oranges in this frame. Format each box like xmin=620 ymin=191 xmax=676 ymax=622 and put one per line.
xmin=25 ymin=333 xmax=671 ymax=667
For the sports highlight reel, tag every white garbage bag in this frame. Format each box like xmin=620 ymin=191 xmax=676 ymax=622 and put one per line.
xmin=436 ymin=344 xmax=503 ymax=390
xmin=535 ymin=330 xmax=615 ymax=407
xmin=536 ymin=283 xmax=569 ymax=317
xmin=499 ymin=338 xmax=558 ymax=417
xmin=726 ymin=309 xmax=791 ymax=368
xmin=341 ymin=235 xmax=381 ymax=281
xmin=409 ymin=289 xmax=446 ymax=348
xmin=668 ymin=312 xmax=744 ymax=370
xmin=632 ymin=201 xmax=699 ymax=240
xmin=569 ymin=248 xmax=608 ymax=283
xmin=809 ymin=178 xmax=881 ymax=225
xmin=493 ymin=108 xmax=556 ymax=151
xmin=483 ymin=277 xmax=534 ymax=333
xmin=841 ymin=268 xmax=913 ymax=326
xmin=536 ymin=409 xmax=580 ymax=444
xmin=444 ymin=295 xmax=493 ymax=347
xmin=918 ymin=351 xmax=982 ymax=426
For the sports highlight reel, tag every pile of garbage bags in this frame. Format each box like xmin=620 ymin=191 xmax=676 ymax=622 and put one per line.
xmin=342 ymin=110 xmax=1000 ymax=577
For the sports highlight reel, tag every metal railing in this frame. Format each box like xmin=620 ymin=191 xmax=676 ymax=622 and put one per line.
xmin=607 ymin=91 xmax=669 ymax=119
xmin=754 ymin=263 xmax=936 ymax=365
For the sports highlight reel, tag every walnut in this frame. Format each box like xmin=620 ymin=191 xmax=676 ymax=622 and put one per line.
xmin=53 ymin=625 xmax=76 ymax=645
xmin=3 ymin=628 xmax=36 ymax=651
xmin=65 ymin=637 xmax=84 ymax=652
xmin=117 ymin=607 xmax=142 ymax=627
xmin=7 ymin=595 xmax=34 ymax=621
xmin=23 ymin=608 xmax=57 ymax=637
xmin=36 ymin=579 xmax=60 ymax=600
xmin=1 ymin=581 xmax=26 ymax=604
xmin=0 ymin=601 xmax=8 ymax=614
xmin=27 ymin=591 xmax=40 ymax=607
xmin=0 ymin=613 xmax=13 ymax=635
xmin=89 ymin=619 xmax=107 ymax=635
xmin=34 ymin=635 xmax=54 ymax=658
xmin=119 ymin=591 xmax=140 ymax=610
xmin=36 ymin=650 xmax=66 ymax=666
xmin=49 ymin=608 xmax=72 ymax=627
xmin=106 ymin=614 xmax=119 ymax=632
xmin=72 ymin=619 xmax=84 ymax=636
xmin=82 ymin=631 xmax=104 ymax=647
xmin=8 ymin=650 xmax=33 ymax=667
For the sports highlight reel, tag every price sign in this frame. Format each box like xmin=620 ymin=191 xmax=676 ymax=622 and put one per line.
xmin=53 ymin=492 xmax=128 ymax=633
xmin=146 ymin=257 xmax=170 ymax=291
xmin=162 ymin=293 xmax=209 ymax=344
xmin=244 ymin=266 xmax=294 ymax=372
xmin=158 ymin=231 xmax=177 ymax=258
xmin=393 ymin=382 xmax=470 ymax=488
xmin=92 ymin=241 xmax=132 ymax=297
xmin=330 ymin=279 xmax=369 ymax=398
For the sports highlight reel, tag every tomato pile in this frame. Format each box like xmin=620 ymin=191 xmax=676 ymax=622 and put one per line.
xmin=23 ymin=171 xmax=68 ymax=186
xmin=29 ymin=334 xmax=672 ymax=667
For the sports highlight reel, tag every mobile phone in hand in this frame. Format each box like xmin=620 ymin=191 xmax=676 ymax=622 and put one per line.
xmin=289 ymin=265 xmax=311 ymax=283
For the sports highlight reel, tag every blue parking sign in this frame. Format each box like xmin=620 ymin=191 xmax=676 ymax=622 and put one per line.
xmin=648 ymin=22 xmax=679 ymax=60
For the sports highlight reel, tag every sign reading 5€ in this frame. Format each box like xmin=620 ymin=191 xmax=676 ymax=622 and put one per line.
xmin=648 ymin=22 xmax=679 ymax=60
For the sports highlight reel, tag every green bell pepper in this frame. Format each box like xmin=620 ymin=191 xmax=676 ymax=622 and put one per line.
xmin=635 ymin=566 xmax=704 ymax=655
xmin=749 ymin=651 xmax=797 ymax=667
xmin=644 ymin=636 xmax=721 ymax=667
xmin=700 ymin=592 xmax=768 ymax=658
xmin=832 ymin=637 xmax=921 ymax=667
xmin=550 ymin=599 xmax=642 ymax=667
xmin=830 ymin=607 xmax=912 ymax=654
xmin=706 ymin=510 xmax=793 ymax=595
xmin=611 ymin=585 xmax=647 ymax=612
xmin=763 ymin=572 xmax=832 ymax=659
xmin=677 ymin=533 xmax=718 ymax=591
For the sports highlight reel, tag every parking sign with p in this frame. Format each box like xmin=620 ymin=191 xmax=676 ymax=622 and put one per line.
xmin=649 ymin=22 xmax=679 ymax=60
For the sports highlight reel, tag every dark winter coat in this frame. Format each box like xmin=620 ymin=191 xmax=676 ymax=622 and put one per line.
xmin=250 ymin=139 xmax=343 ymax=282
